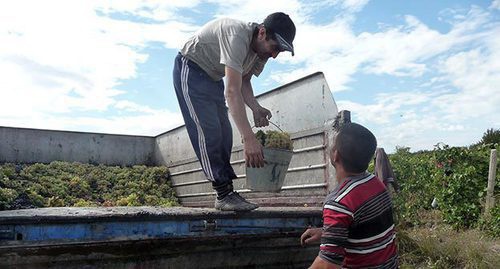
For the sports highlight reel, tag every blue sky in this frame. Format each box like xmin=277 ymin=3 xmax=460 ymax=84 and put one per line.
xmin=0 ymin=0 xmax=499 ymax=152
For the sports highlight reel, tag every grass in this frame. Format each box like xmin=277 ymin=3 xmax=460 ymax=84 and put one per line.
xmin=398 ymin=210 xmax=500 ymax=268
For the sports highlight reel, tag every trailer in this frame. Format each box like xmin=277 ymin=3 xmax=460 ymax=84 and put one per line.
xmin=0 ymin=72 xmax=340 ymax=268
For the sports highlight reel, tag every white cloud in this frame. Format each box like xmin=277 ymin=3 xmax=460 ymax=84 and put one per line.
xmin=265 ymin=2 xmax=499 ymax=152
xmin=303 ymin=0 xmax=370 ymax=13
xmin=272 ymin=6 xmax=492 ymax=91
xmin=0 ymin=0 xmax=497 ymax=151
xmin=270 ymin=18 xmax=359 ymax=90
xmin=62 ymin=111 xmax=185 ymax=136
xmin=337 ymin=91 xmax=436 ymax=125
xmin=337 ymin=96 xmax=474 ymax=152
xmin=212 ymin=0 xmax=303 ymax=22
xmin=0 ymin=1 xmax=197 ymax=134
xmin=341 ymin=0 xmax=370 ymax=12
xmin=95 ymin=0 xmax=202 ymax=21
xmin=0 ymin=109 xmax=184 ymax=136
xmin=335 ymin=25 xmax=500 ymax=151
xmin=434 ymin=40 xmax=500 ymax=123
xmin=114 ymin=100 xmax=157 ymax=114
xmin=333 ymin=12 xmax=500 ymax=151
xmin=489 ymin=0 xmax=500 ymax=10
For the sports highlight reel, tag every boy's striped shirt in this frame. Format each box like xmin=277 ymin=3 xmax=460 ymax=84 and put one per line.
xmin=319 ymin=172 xmax=398 ymax=268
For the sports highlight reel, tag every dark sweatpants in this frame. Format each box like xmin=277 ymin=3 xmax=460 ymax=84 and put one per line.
xmin=173 ymin=53 xmax=237 ymax=192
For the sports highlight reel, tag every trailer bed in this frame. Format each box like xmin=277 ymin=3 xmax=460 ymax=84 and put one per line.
xmin=0 ymin=206 xmax=322 ymax=268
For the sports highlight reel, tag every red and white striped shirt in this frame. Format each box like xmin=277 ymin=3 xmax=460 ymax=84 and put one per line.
xmin=320 ymin=173 xmax=398 ymax=268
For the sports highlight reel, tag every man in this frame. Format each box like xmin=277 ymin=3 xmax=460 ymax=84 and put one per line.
xmin=301 ymin=123 xmax=398 ymax=268
xmin=374 ymin=147 xmax=400 ymax=194
xmin=173 ymin=13 xmax=296 ymax=211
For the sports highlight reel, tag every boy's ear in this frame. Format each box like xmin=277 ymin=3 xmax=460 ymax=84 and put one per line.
xmin=330 ymin=148 xmax=339 ymax=166
xmin=258 ymin=26 xmax=266 ymax=40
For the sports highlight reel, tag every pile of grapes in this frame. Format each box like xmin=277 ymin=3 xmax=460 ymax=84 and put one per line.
xmin=255 ymin=130 xmax=293 ymax=150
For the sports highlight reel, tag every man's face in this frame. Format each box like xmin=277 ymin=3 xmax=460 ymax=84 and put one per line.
xmin=255 ymin=29 xmax=283 ymax=60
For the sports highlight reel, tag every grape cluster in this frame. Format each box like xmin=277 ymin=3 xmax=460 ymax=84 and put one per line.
xmin=254 ymin=130 xmax=293 ymax=150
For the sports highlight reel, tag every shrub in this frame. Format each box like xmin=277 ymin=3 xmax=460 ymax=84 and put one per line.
xmin=478 ymin=204 xmax=500 ymax=237
xmin=389 ymin=147 xmax=437 ymax=227
xmin=389 ymin=144 xmax=499 ymax=230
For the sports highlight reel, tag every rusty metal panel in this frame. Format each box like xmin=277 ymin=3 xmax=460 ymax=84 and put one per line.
xmin=171 ymin=130 xmax=333 ymax=207
xmin=160 ymin=72 xmax=338 ymax=207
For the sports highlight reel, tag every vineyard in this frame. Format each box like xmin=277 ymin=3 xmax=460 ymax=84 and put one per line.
xmin=381 ymin=142 xmax=500 ymax=268
xmin=387 ymin=143 xmax=499 ymax=233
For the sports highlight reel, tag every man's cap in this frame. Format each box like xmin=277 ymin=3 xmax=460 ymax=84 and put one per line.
xmin=263 ymin=12 xmax=296 ymax=56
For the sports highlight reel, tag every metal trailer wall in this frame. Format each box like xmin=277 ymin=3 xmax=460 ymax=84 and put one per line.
xmin=156 ymin=72 xmax=339 ymax=207
xmin=0 ymin=127 xmax=155 ymax=166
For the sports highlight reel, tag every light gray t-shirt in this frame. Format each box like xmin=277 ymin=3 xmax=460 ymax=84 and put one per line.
xmin=180 ymin=18 xmax=267 ymax=81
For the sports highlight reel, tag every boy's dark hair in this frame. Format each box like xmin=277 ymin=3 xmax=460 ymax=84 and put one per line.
xmin=334 ymin=123 xmax=377 ymax=173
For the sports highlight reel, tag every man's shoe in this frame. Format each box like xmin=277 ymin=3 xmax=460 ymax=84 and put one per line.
xmin=215 ymin=192 xmax=259 ymax=211
xmin=231 ymin=191 xmax=259 ymax=209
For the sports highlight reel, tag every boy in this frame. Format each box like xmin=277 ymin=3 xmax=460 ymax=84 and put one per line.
xmin=301 ymin=123 xmax=398 ymax=268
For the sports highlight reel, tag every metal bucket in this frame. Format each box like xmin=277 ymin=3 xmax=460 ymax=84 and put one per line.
xmin=246 ymin=148 xmax=293 ymax=192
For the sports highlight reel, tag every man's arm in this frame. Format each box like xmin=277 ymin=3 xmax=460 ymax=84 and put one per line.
xmin=225 ymin=66 xmax=265 ymax=168
xmin=241 ymin=73 xmax=272 ymax=127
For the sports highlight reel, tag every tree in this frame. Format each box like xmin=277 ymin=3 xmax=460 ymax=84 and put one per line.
xmin=477 ymin=128 xmax=500 ymax=146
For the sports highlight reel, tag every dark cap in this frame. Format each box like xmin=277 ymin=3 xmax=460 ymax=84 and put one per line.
xmin=263 ymin=12 xmax=296 ymax=56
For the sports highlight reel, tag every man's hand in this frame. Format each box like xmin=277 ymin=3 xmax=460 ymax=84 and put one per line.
xmin=301 ymin=227 xmax=322 ymax=246
xmin=244 ymin=136 xmax=265 ymax=168
xmin=253 ymin=106 xmax=272 ymax=127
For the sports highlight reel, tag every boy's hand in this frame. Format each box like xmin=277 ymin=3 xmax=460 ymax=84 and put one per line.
xmin=301 ymin=227 xmax=322 ymax=246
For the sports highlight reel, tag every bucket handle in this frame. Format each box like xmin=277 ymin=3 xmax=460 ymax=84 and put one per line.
xmin=252 ymin=120 xmax=285 ymax=133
